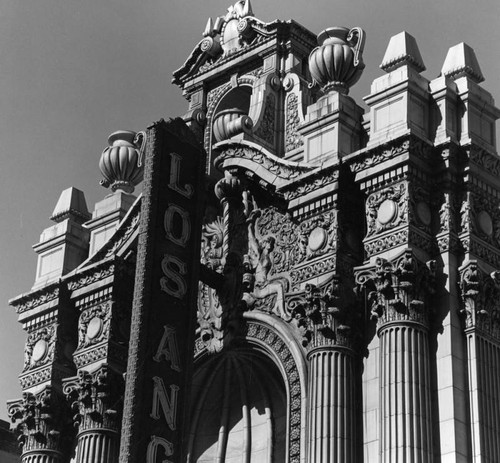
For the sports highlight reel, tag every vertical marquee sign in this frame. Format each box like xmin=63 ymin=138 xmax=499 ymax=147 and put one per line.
xmin=119 ymin=118 xmax=206 ymax=463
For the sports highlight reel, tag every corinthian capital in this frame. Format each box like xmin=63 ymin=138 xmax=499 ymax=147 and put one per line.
xmin=459 ymin=260 xmax=500 ymax=338
xmin=63 ymin=364 xmax=123 ymax=432
xmin=7 ymin=386 xmax=73 ymax=456
xmin=355 ymin=249 xmax=436 ymax=329
xmin=291 ymin=277 xmax=362 ymax=351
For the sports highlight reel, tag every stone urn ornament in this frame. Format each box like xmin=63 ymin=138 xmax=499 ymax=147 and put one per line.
xmin=99 ymin=130 xmax=145 ymax=194
xmin=309 ymin=26 xmax=366 ymax=94
xmin=212 ymin=108 xmax=253 ymax=142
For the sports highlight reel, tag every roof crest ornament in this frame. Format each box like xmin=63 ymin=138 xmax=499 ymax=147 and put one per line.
xmin=172 ymin=0 xmax=279 ymax=87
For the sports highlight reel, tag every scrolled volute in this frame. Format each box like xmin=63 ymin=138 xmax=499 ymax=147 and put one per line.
xmin=355 ymin=249 xmax=436 ymax=328
xmin=291 ymin=277 xmax=361 ymax=350
xmin=62 ymin=364 xmax=123 ymax=432
xmin=459 ymin=261 xmax=500 ymax=337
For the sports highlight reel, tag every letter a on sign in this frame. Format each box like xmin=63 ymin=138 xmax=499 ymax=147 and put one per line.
xmin=153 ymin=325 xmax=181 ymax=372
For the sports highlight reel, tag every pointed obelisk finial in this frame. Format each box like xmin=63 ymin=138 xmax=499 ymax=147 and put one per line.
xmin=242 ymin=0 xmax=253 ymax=17
xmin=441 ymin=42 xmax=484 ymax=83
xmin=203 ymin=17 xmax=213 ymax=37
xmin=380 ymin=31 xmax=425 ymax=73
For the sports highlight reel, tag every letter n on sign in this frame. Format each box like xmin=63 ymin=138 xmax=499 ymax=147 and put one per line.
xmin=119 ymin=118 xmax=206 ymax=463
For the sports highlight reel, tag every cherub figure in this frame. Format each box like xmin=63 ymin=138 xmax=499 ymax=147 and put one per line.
xmin=245 ymin=209 xmax=290 ymax=320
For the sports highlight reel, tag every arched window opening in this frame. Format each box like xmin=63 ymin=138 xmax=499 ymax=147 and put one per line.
xmin=187 ymin=348 xmax=287 ymax=463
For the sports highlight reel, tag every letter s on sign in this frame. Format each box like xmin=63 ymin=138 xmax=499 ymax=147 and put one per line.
xmin=160 ymin=255 xmax=187 ymax=299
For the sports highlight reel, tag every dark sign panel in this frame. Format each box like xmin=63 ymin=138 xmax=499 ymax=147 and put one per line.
xmin=119 ymin=118 xmax=206 ymax=463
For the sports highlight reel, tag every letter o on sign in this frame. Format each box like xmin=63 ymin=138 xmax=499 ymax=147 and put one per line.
xmin=164 ymin=204 xmax=191 ymax=248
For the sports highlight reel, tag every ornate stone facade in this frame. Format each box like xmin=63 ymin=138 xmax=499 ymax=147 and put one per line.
xmin=7 ymin=2 xmax=500 ymax=462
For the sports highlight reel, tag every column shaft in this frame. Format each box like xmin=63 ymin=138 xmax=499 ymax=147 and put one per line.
xmin=467 ymin=332 xmax=500 ymax=462
xmin=75 ymin=431 xmax=119 ymax=463
xmin=21 ymin=452 xmax=63 ymax=463
xmin=308 ymin=348 xmax=361 ymax=462
xmin=379 ymin=323 xmax=433 ymax=462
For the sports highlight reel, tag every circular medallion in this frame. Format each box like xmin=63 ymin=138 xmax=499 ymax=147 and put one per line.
xmin=377 ymin=199 xmax=397 ymax=225
xmin=86 ymin=317 xmax=103 ymax=340
xmin=417 ymin=202 xmax=432 ymax=226
xmin=477 ymin=211 xmax=493 ymax=236
xmin=32 ymin=340 xmax=48 ymax=363
xmin=308 ymin=227 xmax=327 ymax=252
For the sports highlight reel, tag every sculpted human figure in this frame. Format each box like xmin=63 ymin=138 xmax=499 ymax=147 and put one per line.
xmin=245 ymin=209 xmax=290 ymax=320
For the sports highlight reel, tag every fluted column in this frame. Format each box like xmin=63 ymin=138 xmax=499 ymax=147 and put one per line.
xmin=378 ymin=320 xmax=433 ymax=461
xmin=356 ymin=249 xmax=436 ymax=462
xmin=7 ymin=386 xmax=72 ymax=463
xmin=63 ymin=364 xmax=123 ymax=463
xmin=308 ymin=347 xmax=361 ymax=461
xmin=460 ymin=261 xmax=500 ymax=462
xmin=20 ymin=453 xmax=63 ymax=463
xmin=297 ymin=280 xmax=363 ymax=462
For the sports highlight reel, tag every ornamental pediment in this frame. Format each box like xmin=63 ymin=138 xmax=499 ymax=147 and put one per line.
xmin=172 ymin=0 xmax=278 ymax=86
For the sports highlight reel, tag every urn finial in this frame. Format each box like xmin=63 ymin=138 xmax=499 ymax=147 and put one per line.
xmin=309 ymin=26 xmax=366 ymax=94
xmin=99 ymin=130 xmax=145 ymax=194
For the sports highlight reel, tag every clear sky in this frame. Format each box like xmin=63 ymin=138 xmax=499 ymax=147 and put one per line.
xmin=0 ymin=0 xmax=499 ymax=421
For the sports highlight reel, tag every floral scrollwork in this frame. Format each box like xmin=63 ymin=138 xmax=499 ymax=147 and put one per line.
xmin=8 ymin=386 xmax=73 ymax=454
xmin=355 ymin=249 xmax=436 ymax=328
xmin=63 ymin=364 xmax=123 ymax=432
xmin=23 ymin=323 xmax=57 ymax=372
xmin=78 ymin=302 xmax=112 ymax=349
xmin=459 ymin=261 xmax=500 ymax=339
xmin=289 ymin=277 xmax=361 ymax=350
xmin=366 ymin=182 xmax=408 ymax=237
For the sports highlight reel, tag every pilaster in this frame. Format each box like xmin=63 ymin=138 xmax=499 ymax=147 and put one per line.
xmin=459 ymin=261 xmax=500 ymax=462
xmin=63 ymin=257 xmax=133 ymax=462
xmin=7 ymin=386 xmax=72 ymax=463
xmin=63 ymin=365 xmax=123 ymax=463
xmin=355 ymin=249 xmax=436 ymax=462
xmin=301 ymin=281 xmax=363 ymax=462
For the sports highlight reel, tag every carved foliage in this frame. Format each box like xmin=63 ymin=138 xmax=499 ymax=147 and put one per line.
xmin=468 ymin=146 xmax=500 ymax=177
xmin=459 ymin=261 xmax=500 ymax=339
xmin=285 ymin=92 xmax=304 ymax=152
xmin=254 ymin=93 xmax=276 ymax=145
xmin=461 ymin=188 xmax=500 ymax=249
xmin=460 ymin=191 xmax=477 ymax=235
xmin=201 ymin=217 xmax=224 ymax=270
xmin=199 ymin=208 xmax=246 ymax=353
xmin=350 ymin=139 xmax=410 ymax=173
xmin=63 ymin=364 xmax=123 ymax=432
xmin=282 ymin=169 xmax=339 ymax=201
xmin=355 ymin=249 xmax=436 ymax=328
xmin=213 ymin=143 xmax=312 ymax=181
xmin=13 ymin=286 xmax=59 ymax=315
xmin=257 ymin=207 xmax=338 ymax=274
xmin=290 ymin=278 xmax=362 ymax=350
xmin=438 ymin=192 xmax=457 ymax=234
xmin=68 ymin=263 xmax=116 ymax=291
xmin=23 ymin=323 xmax=57 ymax=372
xmin=78 ymin=301 xmax=112 ymax=350
xmin=365 ymin=181 xmax=408 ymax=238
xmin=8 ymin=386 xmax=72 ymax=454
